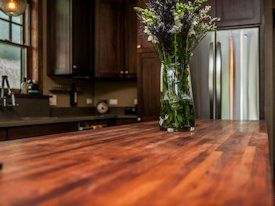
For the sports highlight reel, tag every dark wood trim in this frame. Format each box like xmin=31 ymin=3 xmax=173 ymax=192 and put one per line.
xmin=263 ymin=0 xmax=274 ymax=177
xmin=0 ymin=39 xmax=29 ymax=48
xmin=27 ymin=1 xmax=32 ymax=80
xmin=38 ymin=0 xmax=43 ymax=94
xmin=259 ymin=2 xmax=265 ymax=120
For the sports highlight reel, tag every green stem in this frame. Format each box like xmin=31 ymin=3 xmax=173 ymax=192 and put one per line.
xmin=174 ymin=34 xmax=178 ymax=63
xmin=184 ymin=35 xmax=189 ymax=70
xmin=162 ymin=45 xmax=167 ymax=64
xmin=175 ymin=110 xmax=178 ymax=127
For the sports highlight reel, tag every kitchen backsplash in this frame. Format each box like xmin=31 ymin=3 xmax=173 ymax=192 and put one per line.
xmin=0 ymin=95 xmax=50 ymax=120
xmin=94 ymin=80 xmax=137 ymax=107
xmin=43 ymin=77 xmax=137 ymax=108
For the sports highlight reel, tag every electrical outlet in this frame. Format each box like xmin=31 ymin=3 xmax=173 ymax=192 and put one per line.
xmin=109 ymin=99 xmax=118 ymax=105
xmin=134 ymin=99 xmax=138 ymax=105
xmin=49 ymin=95 xmax=57 ymax=106
xmin=86 ymin=98 xmax=93 ymax=105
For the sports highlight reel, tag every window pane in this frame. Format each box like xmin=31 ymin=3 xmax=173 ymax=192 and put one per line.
xmin=0 ymin=44 xmax=23 ymax=89
xmin=0 ymin=11 xmax=9 ymax=20
xmin=12 ymin=16 xmax=22 ymax=24
xmin=0 ymin=20 xmax=10 ymax=41
xmin=12 ymin=24 xmax=22 ymax=44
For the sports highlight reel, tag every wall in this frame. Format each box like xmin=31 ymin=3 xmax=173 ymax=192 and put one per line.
xmin=94 ymin=80 xmax=137 ymax=107
xmin=41 ymin=0 xmax=137 ymax=108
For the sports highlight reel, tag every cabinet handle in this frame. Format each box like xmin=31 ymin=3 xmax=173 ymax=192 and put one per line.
xmin=120 ymin=71 xmax=124 ymax=74
xmin=137 ymin=45 xmax=141 ymax=49
xmin=73 ymin=65 xmax=78 ymax=69
xmin=124 ymin=70 xmax=129 ymax=74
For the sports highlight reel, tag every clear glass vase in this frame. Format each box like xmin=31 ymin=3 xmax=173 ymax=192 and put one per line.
xmin=159 ymin=62 xmax=195 ymax=132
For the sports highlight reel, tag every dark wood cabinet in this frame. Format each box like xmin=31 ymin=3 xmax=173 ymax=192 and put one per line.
xmin=0 ymin=129 xmax=7 ymax=141
xmin=116 ymin=118 xmax=138 ymax=125
xmin=124 ymin=0 xmax=138 ymax=78
xmin=95 ymin=0 xmax=137 ymax=78
xmin=7 ymin=123 xmax=78 ymax=140
xmin=206 ymin=0 xmax=216 ymax=18
xmin=136 ymin=0 xmax=160 ymax=121
xmin=78 ymin=118 xmax=117 ymax=130
xmin=216 ymin=0 xmax=261 ymax=27
xmin=136 ymin=0 xmax=154 ymax=53
xmin=137 ymin=52 xmax=160 ymax=121
xmin=47 ymin=0 xmax=92 ymax=76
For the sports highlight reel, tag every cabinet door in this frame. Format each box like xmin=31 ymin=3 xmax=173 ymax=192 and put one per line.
xmin=206 ymin=0 xmax=216 ymax=18
xmin=137 ymin=52 xmax=161 ymax=121
xmin=216 ymin=0 xmax=261 ymax=27
xmin=124 ymin=0 xmax=137 ymax=78
xmin=117 ymin=118 xmax=137 ymax=125
xmin=47 ymin=0 xmax=91 ymax=76
xmin=7 ymin=123 xmax=78 ymax=140
xmin=0 ymin=128 xmax=7 ymax=141
xmin=47 ymin=0 xmax=70 ymax=75
xmin=71 ymin=0 xmax=92 ymax=76
xmin=95 ymin=0 xmax=124 ymax=78
xmin=136 ymin=0 xmax=154 ymax=53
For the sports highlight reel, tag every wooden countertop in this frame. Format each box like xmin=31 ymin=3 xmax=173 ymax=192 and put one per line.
xmin=0 ymin=120 xmax=272 ymax=206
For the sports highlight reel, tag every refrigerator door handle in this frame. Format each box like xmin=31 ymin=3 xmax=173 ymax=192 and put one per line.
xmin=209 ymin=42 xmax=214 ymax=119
xmin=215 ymin=42 xmax=222 ymax=119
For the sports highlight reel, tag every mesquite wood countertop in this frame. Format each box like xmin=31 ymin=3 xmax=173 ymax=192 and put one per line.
xmin=0 ymin=120 xmax=272 ymax=206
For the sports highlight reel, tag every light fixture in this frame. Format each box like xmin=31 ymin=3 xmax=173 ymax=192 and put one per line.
xmin=0 ymin=0 xmax=27 ymax=16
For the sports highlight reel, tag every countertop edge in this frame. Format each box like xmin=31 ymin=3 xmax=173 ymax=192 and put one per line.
xmin=0 ymin=115 xmax=138 ymax=128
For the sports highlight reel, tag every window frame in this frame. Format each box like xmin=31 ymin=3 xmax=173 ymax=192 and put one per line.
xmin=0 ymin=5 xmax=31 ymax=91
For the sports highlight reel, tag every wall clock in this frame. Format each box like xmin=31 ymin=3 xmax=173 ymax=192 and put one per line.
xmin=96 ymin=100 xmax=109 ymax=114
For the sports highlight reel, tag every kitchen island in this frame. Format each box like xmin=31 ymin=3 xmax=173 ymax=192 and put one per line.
xmin=0 ymin=120 xmax=272 ymax=206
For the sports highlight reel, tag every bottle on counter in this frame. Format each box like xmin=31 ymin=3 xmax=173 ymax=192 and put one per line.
xmin=70 ymin=83 xmax=78 ymax=106
xmin=20 ymin=77 xmax=28 ymax=94
xmin=28 ymin=80 xmax=39 ymax=94
xmin=27 ymin=79 xmax=33 ymax=94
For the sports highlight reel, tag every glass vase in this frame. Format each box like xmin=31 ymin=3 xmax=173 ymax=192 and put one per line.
xmin=159 ymin=62 xmax=195 ymax=132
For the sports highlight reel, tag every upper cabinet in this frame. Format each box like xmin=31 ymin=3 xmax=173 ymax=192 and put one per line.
xmin=136 ymin=0 xmax=154 ymax=53
xmin=95 ymin=0 xmax=137 ymax=78
xmin=216 ymin=0 xmax=261 ymax=27
xmin=47 ymin=0 xmax=92 ymax=76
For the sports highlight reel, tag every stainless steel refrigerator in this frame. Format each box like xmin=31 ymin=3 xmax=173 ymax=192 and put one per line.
xmin=190 ymin=28 xmax=259 ymax=120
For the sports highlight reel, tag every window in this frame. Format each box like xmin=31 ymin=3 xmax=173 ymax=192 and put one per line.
xmin=0 ymin=6 xmax=30 ymax=89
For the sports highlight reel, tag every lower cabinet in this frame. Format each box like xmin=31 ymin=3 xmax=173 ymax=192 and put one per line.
xmin=7 ymin=122 xmax=78 ymax=140
xmin=78 ymin=119 xmax=117 ymax=130
xmin=137 ymin=52 xmax=161 ymax=121
xmin=116 ymin=118 xmax=138 ymax=125
xmin=0 ymin=129 xmax=7 ymax=141
xmin=0 ymin=117 xmax=138 ymax=141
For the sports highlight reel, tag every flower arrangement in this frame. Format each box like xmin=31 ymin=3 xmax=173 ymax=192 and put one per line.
xmin=135 ymin=0 xmax=218 ymax=131
xmin=135 ymin=0 xmax=218 ymax=66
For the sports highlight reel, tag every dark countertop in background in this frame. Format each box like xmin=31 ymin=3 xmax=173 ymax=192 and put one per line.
xmin=0 ymin=114 xmax=138 ymax=128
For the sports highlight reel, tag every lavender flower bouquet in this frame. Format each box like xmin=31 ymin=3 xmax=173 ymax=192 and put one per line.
xmin=135 ymin=0 xmax=218 ymax=131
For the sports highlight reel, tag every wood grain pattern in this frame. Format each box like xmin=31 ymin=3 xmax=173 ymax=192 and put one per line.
xmin=0 ymin=120 xmax=272 ymax=206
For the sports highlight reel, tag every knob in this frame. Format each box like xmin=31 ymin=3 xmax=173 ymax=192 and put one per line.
xmin=137 ymin=45 xmax=141 ymax=49
xmin=125 ymin=70 xmax=129 ymax=74
xmin=120 ymin=71 xmax=124 ymax=74
xmin=73 ymin=65 xmax=78 ymax=69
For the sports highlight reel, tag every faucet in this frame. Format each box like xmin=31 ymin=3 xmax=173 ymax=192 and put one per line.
xmin=0 ymin=75 xmax=17 ymax=107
